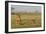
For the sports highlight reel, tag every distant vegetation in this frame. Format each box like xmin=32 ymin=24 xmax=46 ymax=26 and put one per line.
xmin=11 ymin=11 xmax=41 ymax=15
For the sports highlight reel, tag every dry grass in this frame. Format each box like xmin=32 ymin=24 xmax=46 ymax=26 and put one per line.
xmin=11 ymin=14 xmax=41 ymax=29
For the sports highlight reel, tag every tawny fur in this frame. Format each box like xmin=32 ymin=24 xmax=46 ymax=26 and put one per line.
xmin=15 ymin=15 xmax=21 ymax=25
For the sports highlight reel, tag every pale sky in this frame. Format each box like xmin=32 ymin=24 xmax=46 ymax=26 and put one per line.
xmin=11 ymin=5 xmax=41 ymax=13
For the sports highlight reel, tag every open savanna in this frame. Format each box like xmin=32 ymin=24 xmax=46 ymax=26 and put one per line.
xmin=11 ymin=13 xmax=41 ymax=29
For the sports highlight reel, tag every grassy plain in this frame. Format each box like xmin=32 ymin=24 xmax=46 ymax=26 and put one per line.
xmin=11 ymin=13 xmax=41 ymax=29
